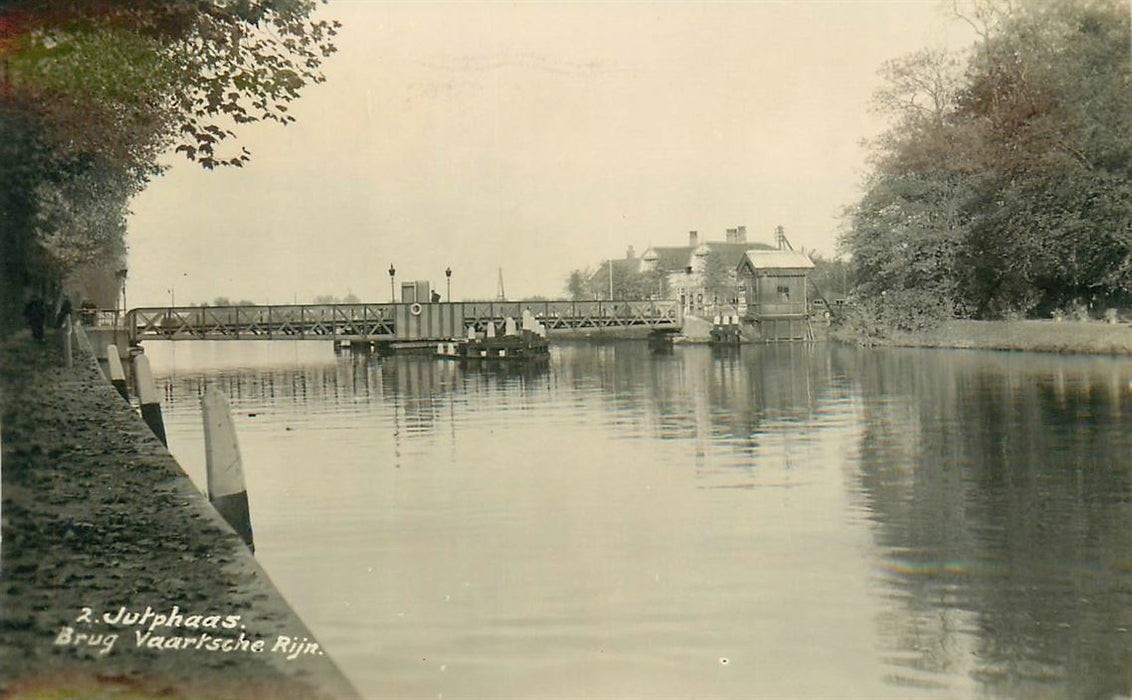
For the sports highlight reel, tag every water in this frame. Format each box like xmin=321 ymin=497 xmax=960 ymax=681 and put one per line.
xmin=143 ymin=340 xmax=1132 ymax=699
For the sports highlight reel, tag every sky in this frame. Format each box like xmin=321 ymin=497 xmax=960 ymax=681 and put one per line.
xmin=125 ymin=1 xmax=975 ymax=307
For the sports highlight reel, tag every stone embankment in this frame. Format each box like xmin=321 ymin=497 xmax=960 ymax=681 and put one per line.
xmin=0 ymin=328 xmax=358 ymax=699
xmin=833 ymin=319 xmax=1132 ymax=354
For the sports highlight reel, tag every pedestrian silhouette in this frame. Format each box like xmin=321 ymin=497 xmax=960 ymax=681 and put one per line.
xmin=24 ymin=296 xmax=46 ymax=341
xmin=56 ymin=297 xmax=73 ymax=328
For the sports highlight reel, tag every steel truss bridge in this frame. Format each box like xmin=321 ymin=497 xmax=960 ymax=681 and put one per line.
xmin=125 ymin=300 xmax=682 ymax=345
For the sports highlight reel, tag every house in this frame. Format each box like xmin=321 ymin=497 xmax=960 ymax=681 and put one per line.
xmin=638 ymin=226 xmax=773 ymax=314
xmin=736 ymin=249 xmax=815 ymax=341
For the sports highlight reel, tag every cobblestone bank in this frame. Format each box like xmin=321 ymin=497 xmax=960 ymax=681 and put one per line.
xmin=0 ymin=329 xmax=358 ymax=699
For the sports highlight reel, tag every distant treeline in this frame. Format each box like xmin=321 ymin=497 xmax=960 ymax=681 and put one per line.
xmin=840 ymin=0 xmax=1131 ymax=333
xmin=194 ymin=294 xmax=360 ymax=307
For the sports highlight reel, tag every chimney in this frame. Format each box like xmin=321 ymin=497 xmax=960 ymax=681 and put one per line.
xmin=688 ymin=230 xmax=699 ymax=247
xmin=626 ymin=245 xmax=635 ymax=259
xmin=726 ymin=228 xmax=737 ymax=243
xmin=736 ymin=225 xmax=747 ymax=243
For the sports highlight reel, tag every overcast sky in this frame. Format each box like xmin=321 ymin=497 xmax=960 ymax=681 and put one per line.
xmin=125 ymin=1 xmax=974 ymax=307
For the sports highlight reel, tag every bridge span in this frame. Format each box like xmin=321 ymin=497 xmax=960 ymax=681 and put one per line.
xmin=125 ymin=300 xmax=682 ymax=345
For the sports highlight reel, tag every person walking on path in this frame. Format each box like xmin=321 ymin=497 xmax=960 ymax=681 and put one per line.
xmin=23 ymin=295 xmax=45 ymax=341
xmin=55 ymin=296 xmax=72 ymax=328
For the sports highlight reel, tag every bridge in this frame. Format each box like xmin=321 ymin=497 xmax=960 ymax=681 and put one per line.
xmin=124 ymin=300 xmax=682 ymax=345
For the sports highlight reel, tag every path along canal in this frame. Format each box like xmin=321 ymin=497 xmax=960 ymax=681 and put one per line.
xmin=143 ymin=340 xmax=1132 ymax=699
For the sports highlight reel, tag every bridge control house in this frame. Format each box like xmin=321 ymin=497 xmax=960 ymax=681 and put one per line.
xmin=736 ymin=250 xmax=815 ymax=341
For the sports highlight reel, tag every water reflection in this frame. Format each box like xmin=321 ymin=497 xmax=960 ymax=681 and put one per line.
xmin=849 ymin=349 xmax=1132 ymax=698
xmin=145 ymin=340 xmax=1132 ymax=699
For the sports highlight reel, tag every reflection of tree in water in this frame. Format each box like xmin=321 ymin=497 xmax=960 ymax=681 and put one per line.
xmin=849 ymin=349 xmax=1132 ymax=698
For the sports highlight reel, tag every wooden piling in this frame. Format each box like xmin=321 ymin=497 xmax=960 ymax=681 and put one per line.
xmin=106 ymin=345 xmax=129 ymax=401
xmin=134 ymin=355 xmax=167 ymax=446
xmin=202 ymin=388 xmax=255 ymax=552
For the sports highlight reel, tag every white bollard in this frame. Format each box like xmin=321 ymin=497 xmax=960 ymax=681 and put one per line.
xmin=134 ymin=355 xmax=167 ymax=446
xmin=63 ymin=317 xmax=73 ymax=368
xmin=202 ymin=388 xmax=255 ymax=552
xmin=106 ymin=344 xmax=129 ymax=401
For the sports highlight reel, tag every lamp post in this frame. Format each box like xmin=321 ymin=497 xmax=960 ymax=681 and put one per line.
xmin=115 ymin=268 xmax=128 ymax=317
xmin=388 ymin=264 xmax=396 ymax=302
xmin=445 ymin=266 xmax=452 ymax=301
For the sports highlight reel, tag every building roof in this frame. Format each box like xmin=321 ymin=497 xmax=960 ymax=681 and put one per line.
xmin=708 ymin=241 xmax=774 ymax=270
xmin=642 ymin=241 xmax=776 ymax=273
xmin=645 ymin=246 xmax=694 ymax=271
xmin=741 ymin=250 xmax=815 ymax=270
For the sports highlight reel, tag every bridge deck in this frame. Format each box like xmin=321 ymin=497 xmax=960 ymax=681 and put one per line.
xmin=126 ymin=300 xmax=681 ymax=344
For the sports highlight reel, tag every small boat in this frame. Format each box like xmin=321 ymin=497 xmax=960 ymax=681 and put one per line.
xmin=709 ymin=314 xmax=743 ymax=345
xmin=437 ymin=313 xmax=549 ymax=362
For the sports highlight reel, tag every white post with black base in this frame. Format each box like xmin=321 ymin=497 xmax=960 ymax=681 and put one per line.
xmin=134 ymin=355 xmax=167 ymax=446
xmin=202 ymin=388 xmax=255 ymax=553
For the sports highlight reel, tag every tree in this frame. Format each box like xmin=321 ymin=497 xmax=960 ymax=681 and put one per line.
xmin=702 ymin=252 xmax=733 ymax=304
xmin=841 ymin=0 xmax=1131 ymax=329
xmin=566 ymin=269 xmax=590 ymax=300
xmin=0 ymin=1 xmax=339 ymax=329
xmin=807 ymin=252 xmax=853 ymax=301
xmin=3 ymin=1 xmax=339 ymax=170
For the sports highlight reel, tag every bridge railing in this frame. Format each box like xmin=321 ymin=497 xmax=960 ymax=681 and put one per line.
xmin=126 ymin=299 xmax=682 ymax=343
xmin=127 ymin=303 xmax=399 ymax=342
xmin=456 ymin=300 xmax=680 ymax=330
xmin=549 ymin=300 xmax=680 ymax=328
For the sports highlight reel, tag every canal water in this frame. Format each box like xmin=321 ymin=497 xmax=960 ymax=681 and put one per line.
xmin=143 ymin=340 xmax=1132 ymax=699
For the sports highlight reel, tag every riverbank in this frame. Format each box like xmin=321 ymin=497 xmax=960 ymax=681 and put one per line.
xmin=832 ymin=318 xmax=1132 ymax=354
xmin=0 ymin=329 xmax=358 ymax=699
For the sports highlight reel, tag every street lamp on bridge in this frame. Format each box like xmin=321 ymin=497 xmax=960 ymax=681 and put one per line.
xmin=445 ymin=266 xmax=452 ymax=301
xmin=115 ymin=268 xmax=128 ymax=316
xmin=388 ymin=264 xmax=396 ymax=302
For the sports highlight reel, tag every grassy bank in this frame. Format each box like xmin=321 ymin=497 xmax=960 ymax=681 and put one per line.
xmin=832 ymin=318 xmax=1132 ymax=355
